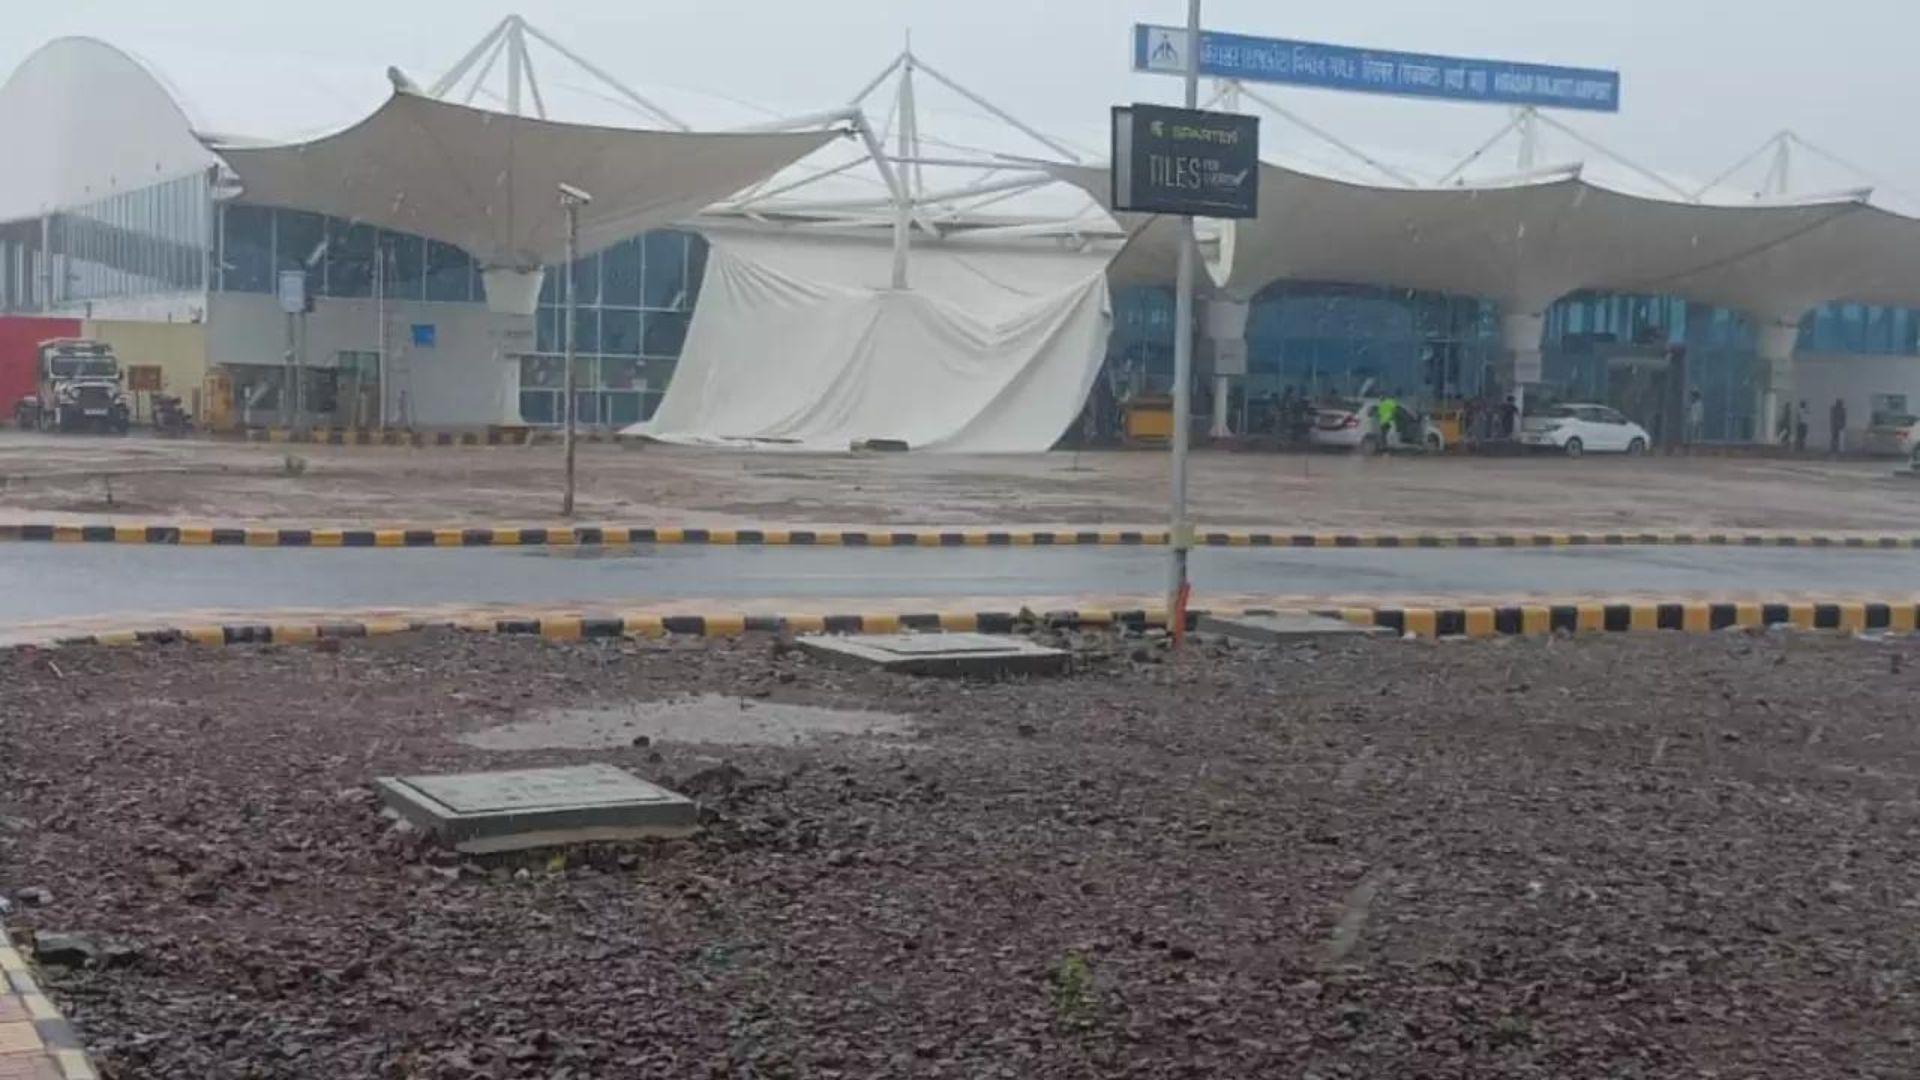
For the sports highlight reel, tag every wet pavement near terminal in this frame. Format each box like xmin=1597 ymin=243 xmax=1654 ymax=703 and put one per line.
xmin=4 ymin=541 xmax=1920 ymax=625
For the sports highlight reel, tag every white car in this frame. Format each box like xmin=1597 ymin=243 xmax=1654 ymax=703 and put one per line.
xmin=1310 ymin=398 xmax=1445 ymax=453
xmin=1519 ymin=403 xmax=1651 ymax=457
xmin=1861 ymin=416 xmax=1918 ymax=457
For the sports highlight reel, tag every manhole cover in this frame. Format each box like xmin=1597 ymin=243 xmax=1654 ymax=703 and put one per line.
xmin=799 ymin=632 xmax=1069 ymax=677
xmin=376 ymin=763 xmax=697 ymax=853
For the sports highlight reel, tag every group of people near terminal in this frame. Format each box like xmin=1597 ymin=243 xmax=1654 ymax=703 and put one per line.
xmin=1774 ymin=398 xmax=1850 ymax=453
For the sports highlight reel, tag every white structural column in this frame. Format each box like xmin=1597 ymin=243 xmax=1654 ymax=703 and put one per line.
xmin=1499 ymin=311 xmax=1546 ymax=414
xmin=1755 ymin=319 xmax=1801 ymax=444
xmin=1204 ymin=298 xmax=1250 ymax=438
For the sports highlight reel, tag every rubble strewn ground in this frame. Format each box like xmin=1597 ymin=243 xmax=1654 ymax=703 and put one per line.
xmin=2 ymin=630 xmax=1918 ymax=1077
xmin=3 ymin=430 xmax=1916 ymax=533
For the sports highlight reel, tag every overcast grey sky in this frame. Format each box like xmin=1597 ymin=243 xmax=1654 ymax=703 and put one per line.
xmin=4 ymin=0 xmax=1914 ymax=195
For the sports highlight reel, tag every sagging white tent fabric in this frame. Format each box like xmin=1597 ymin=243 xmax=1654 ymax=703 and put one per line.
xmin=213 ymin=88 xmax=836 ymax=272
xmin=631 ymin=229 xmax=1111 ymax=452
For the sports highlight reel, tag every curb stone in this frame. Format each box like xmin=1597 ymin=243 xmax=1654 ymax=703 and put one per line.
xmin=19 ymin=598 xmax=1916 ymax=651
xmin=0 ymin=924 xmax=98 ymax=1079
xmin=4 ymin=523 xmax=1918 ymax=551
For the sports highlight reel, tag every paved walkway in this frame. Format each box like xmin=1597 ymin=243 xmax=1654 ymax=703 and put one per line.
xmin=0 ymin=934 xmax=94 ymax=1079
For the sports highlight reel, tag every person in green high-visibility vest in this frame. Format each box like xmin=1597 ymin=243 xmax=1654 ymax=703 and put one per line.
xmin=1375 ymin=395 xmax=1399 ymax=447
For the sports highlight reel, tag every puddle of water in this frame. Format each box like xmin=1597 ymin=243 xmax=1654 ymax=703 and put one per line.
xmin=459 ymin=693 xmax=913 ymax=749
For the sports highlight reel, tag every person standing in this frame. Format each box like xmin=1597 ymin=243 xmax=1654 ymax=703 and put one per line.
xmin=1686 ymin=388 xmax=1705 ymax=447
xmin=1795 ymin=400 xmax=1811 ymax=452
xmin=1499 ymin=395 xmax=1520 ymax=440
xmin=1829 ymin=397 xmax=1848 ymax=455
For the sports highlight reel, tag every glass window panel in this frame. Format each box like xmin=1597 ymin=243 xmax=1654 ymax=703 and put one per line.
xmin=1842 ymin=303 xmax=1867 ymax=352
xmin=602 ymin=238 xmax=642 ymax=306
xmin=536 ymin=306 xmax=560 ymax=354
xmin=642 ymin=231 xmax=685 ymax=309
xmin=642 ymin=310 xmax=688 ymax=357
xmin=1867 ymin=306 xmax=1894 ymax=353
xmin=562 ymin=251 xmax=599 ymax=305
xmin=519 ymin=390 xmax=557 ymax=425
xmin=603 ymin=391 xmax=641 ymax=427
xmin=573 ymin=391 xmax=600 ymax=426
xmin=325 ymin=218 xmax=376 ymax=298
xmin=600 ymin=356 xmax=642 ymax=390
xmin=424 ymin=240 xmax=472 ymax=302
xmin=600 ymin=308 xmax=641 ymax=355
xmin=520 ymin=354 xmax=564 ymax=389
xmin=1812 ymin=303 xmax=1840 ymax=350
xmin=379 ymin=232 xmax=424 ymax=301
xmin=679 ymin=231 xmax=702 ymax=307
xmin=571 ymin=305 xmax=599 ymax=353
xmin=274 ymin=209 xmax=326 ymax=284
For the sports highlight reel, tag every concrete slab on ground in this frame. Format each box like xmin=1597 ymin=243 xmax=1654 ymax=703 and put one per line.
xmin=799 ymin=632 xmax=1069 ymax=677
xmin=376 ymin=763 xmax=698 ymax=853
xmin=1198 ymin=611 xmax=1391 ymax=644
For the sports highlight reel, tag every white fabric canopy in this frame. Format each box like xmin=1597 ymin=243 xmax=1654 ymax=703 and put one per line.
xmin=0 ymin=37 xmax=217 ymax=223
xmin=632 ymin=229 xmax=1111 ymax=452
xmin=1049 ymin=161 xmax=1918 ymax=321
xmin=214 ymin=90 xmax=836 ymax=269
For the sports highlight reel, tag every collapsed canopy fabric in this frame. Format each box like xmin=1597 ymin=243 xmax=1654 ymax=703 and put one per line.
xmin=632 ymin=229 xmax=1111 ymax=453
xmin=214 ymin=90 xmax=836 ymax=268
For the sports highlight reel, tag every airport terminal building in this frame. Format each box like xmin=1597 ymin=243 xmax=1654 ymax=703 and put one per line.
xmin=4 ymin=30 xmax=1920 ymax=448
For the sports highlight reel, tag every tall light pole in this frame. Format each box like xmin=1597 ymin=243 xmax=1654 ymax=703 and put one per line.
xmin=1167 ymin=0 xmax=1202 ymax=628
xmin=557 ymin=183 xmax=592 ymax=517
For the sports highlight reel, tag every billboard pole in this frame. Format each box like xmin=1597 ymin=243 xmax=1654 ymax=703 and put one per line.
xmin=1166 ymin=0 xmax=1201 ymax=636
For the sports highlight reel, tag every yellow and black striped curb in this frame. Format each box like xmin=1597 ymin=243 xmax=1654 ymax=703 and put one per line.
xmin=226 ymin=428 xmax=636 ymax=448
xmin=27 ymin=598 xmax=1920 ymax=650
xmin=8 ymin=523 xmax=1920 ymax=551
xmin=0 ymin=929 xmax=100 ymax=1079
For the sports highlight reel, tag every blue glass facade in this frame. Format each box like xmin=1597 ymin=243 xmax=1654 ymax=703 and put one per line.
xmin=216 ymin=202 xmax=706 ymax=427
xmin=524 ymin=231 xmax=707 ymax=426
xmin=57 ymin=172 xmax=213 ymax=302
xmin=1110 ymin=284 xmax=1920 ymax=442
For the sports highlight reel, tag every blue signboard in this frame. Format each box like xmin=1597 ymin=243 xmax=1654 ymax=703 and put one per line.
xmin=1133 ymin=25 xmax=1620 ymax=113
xmin=411 ymin=323 xmax=436 ymax=348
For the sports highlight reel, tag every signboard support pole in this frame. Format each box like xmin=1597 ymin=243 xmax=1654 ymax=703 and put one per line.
xmin=282 ymin=312 xmax=295 ymax=429
xmin=1166 ymin=0 xmax=1201 ymax=630
xmin=560 ymin=194 xmax=581 ymax=517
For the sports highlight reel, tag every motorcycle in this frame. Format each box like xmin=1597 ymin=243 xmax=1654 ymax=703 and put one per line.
xmin=153 ymin=394 xmax=193 ymax=437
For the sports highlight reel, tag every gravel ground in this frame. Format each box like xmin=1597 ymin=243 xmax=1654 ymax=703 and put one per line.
xmin=2 ymin=630 xmax=1918 ymax=1078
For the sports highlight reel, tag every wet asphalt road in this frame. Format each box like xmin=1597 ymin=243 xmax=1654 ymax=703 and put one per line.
xmin=3 ymin=542 xmax=1920 ymax=623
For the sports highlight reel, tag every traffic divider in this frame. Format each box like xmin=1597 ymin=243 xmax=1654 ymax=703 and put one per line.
xmin=29 ymin=597 xmax=1919 ymax=650
xmin=5 ymin=523 xmax=1920 ymax=550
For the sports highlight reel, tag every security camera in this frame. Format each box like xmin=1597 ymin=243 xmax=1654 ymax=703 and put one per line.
xmin=557 ymin=183 xmax=593 ymax=205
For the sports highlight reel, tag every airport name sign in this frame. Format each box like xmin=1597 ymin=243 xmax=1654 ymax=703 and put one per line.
xmin=1134 ymin=24 xmax=1620 ymax=113
xmin=1111 ymin=104 xmax=1260 ymax=219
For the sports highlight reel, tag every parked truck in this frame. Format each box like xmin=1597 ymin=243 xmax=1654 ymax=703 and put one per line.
xmin=12 ymin=338 xmax=131 ymax=433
